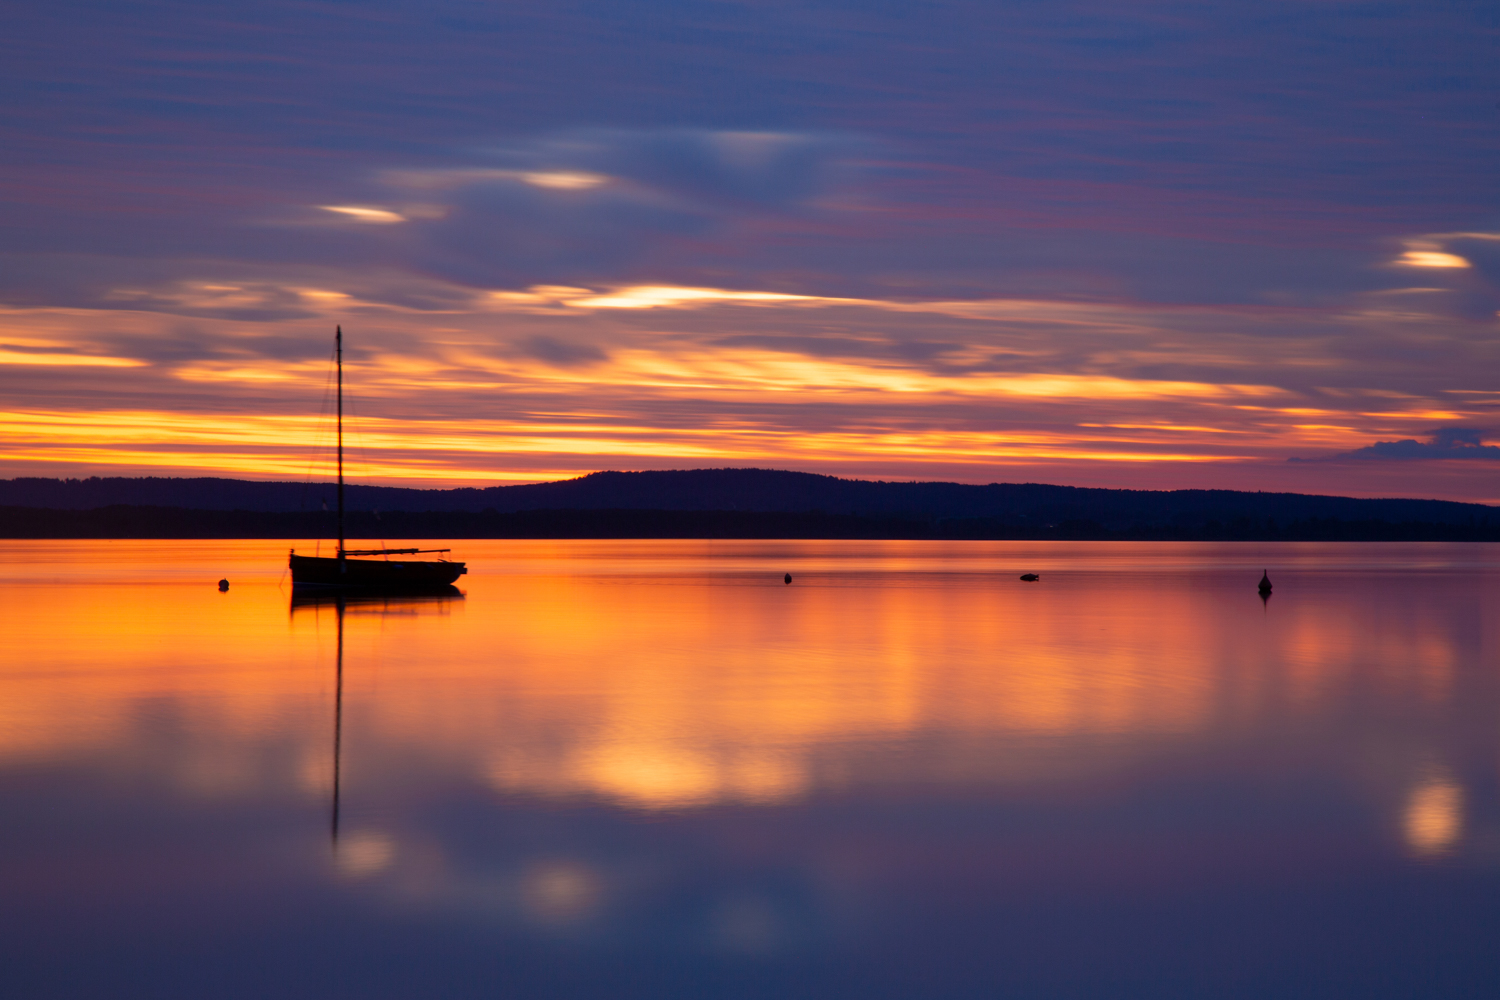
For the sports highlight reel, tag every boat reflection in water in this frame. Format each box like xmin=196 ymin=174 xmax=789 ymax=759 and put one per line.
xmin=289 ymin=584 xmax=465 ymax=612
xmin=289 ymin=587 xmax=465 ymax=845
xmin=7 ymin=539 xmax=1500 ymax=999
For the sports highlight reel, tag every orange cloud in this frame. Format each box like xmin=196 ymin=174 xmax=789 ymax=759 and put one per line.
xmin=1 ymin=281 xmax=1496 ymax=498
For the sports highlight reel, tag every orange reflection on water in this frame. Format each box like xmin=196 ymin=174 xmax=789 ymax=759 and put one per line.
xmin=325 ymin=553 xmax=1234 ymax=808
xmin=1404 ymin=772 xmax=1464 ymax=857
xmin=2 ymin=541 xmax=1495 ymax=818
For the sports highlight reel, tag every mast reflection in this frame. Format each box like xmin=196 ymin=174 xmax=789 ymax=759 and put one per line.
xmin=333 ymin=595 xmax=342 ymax=845
xmin=288 ymin=587 xmax=465 ymax=850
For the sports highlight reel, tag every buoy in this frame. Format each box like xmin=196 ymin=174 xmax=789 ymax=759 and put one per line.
xmin=784 ymin=573 xmax=793 ymax=584
xmin=1019 ymin=573 xmax=1039 ymax=582
xmin=218 ymin=579 xmax=229 ymax=591
xmin=1258 ymin=570 xmax=1272 ymax=594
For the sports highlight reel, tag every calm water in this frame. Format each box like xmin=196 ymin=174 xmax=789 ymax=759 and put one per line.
xmin=4 ymin=539 xmax=1500 ymax=998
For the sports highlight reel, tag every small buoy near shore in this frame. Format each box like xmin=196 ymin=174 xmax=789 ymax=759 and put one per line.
xmin=218 ymin=579 xmax=229 ymax=591
xmin=1019 ymin=573 xmax=1039 ymax=582
xmin=1258 ymin=570 xmax=1272 ymax=595
xmin=784 ymin=573 xmax=793 ymax=584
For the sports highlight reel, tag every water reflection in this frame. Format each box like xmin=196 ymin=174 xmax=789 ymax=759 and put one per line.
xmin=289 ymin=585 xmax=464 ymax=612
xmin=1405 ymin=770 xmax=1465 ymax=858
xmin=335 ymin=829 xmax=396 ymax=879
xmin=3 ymin=540 xmax=1500 ymax=998
xmin=331 ymin=595 xmax=344 ymax=847
xmin=521 ymin=860 xmax=603 ymax=924
xmin=292 ymin=590 xmax=465 ymax=862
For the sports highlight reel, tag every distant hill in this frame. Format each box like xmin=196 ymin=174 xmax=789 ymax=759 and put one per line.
xmin=1 ymin=469 xmax=1495 ymax=529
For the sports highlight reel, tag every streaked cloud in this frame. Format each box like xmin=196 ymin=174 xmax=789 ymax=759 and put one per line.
xmin=3 ymin=274 xmax=1498 ymax=499
xmin=519 ymin=171 xmax=608 ymax=190
xmin=0 ymin=347 xmax=144 ymax=367
xmin=320 ymin=205 xmax=407 ymax=224
xmin=1396 ymin=239 xmax=1471 ymax=269
xmin=3 ymin=1 xmax=1500 ymax=499
xmin=381 ymin=168 xmax=609 ymax=192
xmin=1293 ymin=428 xmax=1500 ymax=463
xmin=563 ymin=286 xmax=845 ymax=310
xmin=1397 ymin=251 xmax=1469 ymax=269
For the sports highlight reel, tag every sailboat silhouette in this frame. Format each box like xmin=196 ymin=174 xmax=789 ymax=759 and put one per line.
xmin=288 ymin=327 xmax=467 ymax=590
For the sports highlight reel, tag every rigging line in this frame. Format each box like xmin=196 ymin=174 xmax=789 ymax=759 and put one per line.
xmin=341 ymin=361 xmax=386 ymax=547
xmin=342 ymin=352 xmax=367 ymax=542
xmin=333 ymin=336 xmax=382 ymax=547
xmin=299 ymin=340 xmax=340 ymax=512
xmin=344 ymin=375 xmax=374 ymax=484
xmin=300 ymin=350 xmax=333 ymax=497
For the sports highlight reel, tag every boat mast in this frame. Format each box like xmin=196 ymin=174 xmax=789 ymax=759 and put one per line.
xmin=336 ymin=326 xmax=345 ymax=567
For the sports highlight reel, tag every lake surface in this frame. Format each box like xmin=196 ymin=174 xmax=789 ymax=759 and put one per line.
xmin=4 ymin=539 xmax=1500 ymax=998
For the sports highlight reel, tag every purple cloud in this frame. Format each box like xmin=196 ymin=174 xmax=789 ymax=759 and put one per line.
xmin=1293 ymin=428 xmax=1500 ymax=463
xmin=4 ymin=0 xmax=1500 ymax=499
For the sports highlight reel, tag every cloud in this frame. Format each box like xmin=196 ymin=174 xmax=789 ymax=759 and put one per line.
xmin=389 ymin=129 xmax=860 ymax=210
xmin=0 ymin=345 xmax=143 ymax=367
xmin=1293 ymin=428 xmax=1500 ymax=463
xmin=320 ymin=206 xmax=408 ymax=224
xmin=6 ymin=0 xmax=1500 ymax=501
xmin=513 ymin=335 xmax=606 ymax=368
xmin=1396 ymin=249 xmax=1469 ymax=269
xmin=373 ymin=128 xmax=874 ymax=289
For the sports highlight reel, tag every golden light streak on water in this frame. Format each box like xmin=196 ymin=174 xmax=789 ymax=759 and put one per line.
xmin=1404 ymin=774 xmax=1464 ymax=857
xmin=9 ymin=539 xmax=1488 ymax=819
xmin=2 ymin=530 xmax=1496 ymax=946
xmin=521 ymin=860 xmax=602 ymax=923
xmin=335 ymin=832 xmax=397 ymax=878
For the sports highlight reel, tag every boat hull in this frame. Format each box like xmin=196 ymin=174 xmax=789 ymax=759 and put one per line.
xmin=289 ymin=553 xmax=467 ymax=589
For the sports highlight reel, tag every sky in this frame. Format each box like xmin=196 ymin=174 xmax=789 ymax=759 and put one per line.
xmin=3 ymin=0 xmax=1499 ymax=500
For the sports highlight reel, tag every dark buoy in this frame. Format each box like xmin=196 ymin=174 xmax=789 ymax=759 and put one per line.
xmin=784 ymin=573 xmax=793 ymax=584
xmin=1258 ymin=570 xmax=1272 ymax=595
xmin=218 ymin=578 xmax=229 ymax=591
xmin=1019 ymin=573 xmax=1039 ymax=582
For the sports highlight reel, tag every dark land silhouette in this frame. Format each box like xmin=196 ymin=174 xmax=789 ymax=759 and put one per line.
xmin=2 ymin=468 xmax=1497 ymax=540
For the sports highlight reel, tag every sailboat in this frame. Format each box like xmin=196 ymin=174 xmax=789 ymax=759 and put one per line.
xmin=288 ymin=327 xmax=468 ymax=589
